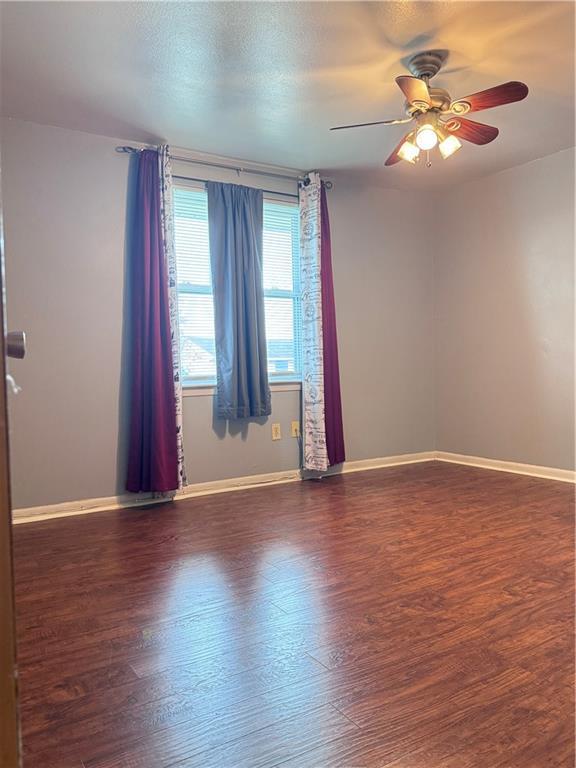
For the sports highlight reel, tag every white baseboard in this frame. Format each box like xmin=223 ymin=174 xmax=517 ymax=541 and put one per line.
xmin=11 ymin=454 xmax=434 ymax=524
xmin=435 ymin=451 xmax=576 ymax=483
xmin=339 ymin=451 xmax=436 ymax=474
xmin=13 ymin=492 xmax=160 ymax=524
xmin=177 ymin=469 xmax=302 ymax=499
xmin=12 ymin=449 xmax=574 ymax=524
xmin=12 ymin=468 xmax=303 ymax=524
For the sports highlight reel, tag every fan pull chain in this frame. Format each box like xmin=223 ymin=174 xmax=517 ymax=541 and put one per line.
xmin=426 ymin=150 xmax=432 ymax=168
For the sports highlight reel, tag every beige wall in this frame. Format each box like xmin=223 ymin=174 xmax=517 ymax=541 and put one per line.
xmin=329 ymin=174 xmax=435 ymax=460
xmin=435 ymin=148 xmax=575 ymax=470
xmin=1 ymin=118 xmax=435 ymax=508
xmin=2 ymin=119 xmax=128 ymax=508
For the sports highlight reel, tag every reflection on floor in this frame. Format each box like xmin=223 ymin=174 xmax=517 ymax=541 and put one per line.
xmin=14 ymin=461 xmax=574 ymax=767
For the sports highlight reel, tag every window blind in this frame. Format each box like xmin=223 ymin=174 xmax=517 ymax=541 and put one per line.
xmin=174 ymin=188 xmax=215 ymax=382
xmin=262 ymin=201 xmax=302 ymax=380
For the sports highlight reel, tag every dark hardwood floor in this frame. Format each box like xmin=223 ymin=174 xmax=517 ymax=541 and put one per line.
xmin=13 ymin=461 xmax=574 ymax=768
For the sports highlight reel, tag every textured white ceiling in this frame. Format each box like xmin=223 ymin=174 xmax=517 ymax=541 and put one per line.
xmin=1 ymin=1 xmax=574 ymax=188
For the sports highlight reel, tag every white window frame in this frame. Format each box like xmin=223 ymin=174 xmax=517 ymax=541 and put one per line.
xmin=174 ymin=182 xmax=303 ymax=393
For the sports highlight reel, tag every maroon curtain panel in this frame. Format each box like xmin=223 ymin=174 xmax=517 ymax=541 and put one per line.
xmin=320 ymin=183 xmax=346 ymax=466
xmin=126 ymin=150 xmax=179 ymax=493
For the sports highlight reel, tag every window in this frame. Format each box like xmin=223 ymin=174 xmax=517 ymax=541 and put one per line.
xmin=173 ymin=186 xmax=301 ymax=386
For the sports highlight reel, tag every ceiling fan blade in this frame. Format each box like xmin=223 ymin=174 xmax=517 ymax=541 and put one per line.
xmin=330 ymin=117 xmax=413 ymax=131
xmin=395 ymin=76 xmax=431 ymax=108
xmin=442 ymin=117 xmax=499 ymax=145
xmin=450 ymin=81 xmax=528 ymax=114
xmin=384 ymin=130 xmax=414 ymax=166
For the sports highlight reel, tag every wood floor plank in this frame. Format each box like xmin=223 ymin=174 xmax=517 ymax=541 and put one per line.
xmin=13 ymin=462 xmax=574 ymax=767
xmin=274 ymin=689 xmax=568 ymax=768
xmin=82 ymin=699 xmax=352 ymax=768
xmin=167 ymin=703 xmax=358 ymax=768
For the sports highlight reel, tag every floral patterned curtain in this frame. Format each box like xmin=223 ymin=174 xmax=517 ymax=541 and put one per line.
xmin=299 ymin=172 xmax=345 ymax=472
xmin=158 ymin=146 xmax=186 ymax=489
xmin=300 ymin=173 xmax=329 ymax=471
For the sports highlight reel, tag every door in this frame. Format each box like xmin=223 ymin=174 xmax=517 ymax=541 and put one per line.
xmin=0 ymin=170 xmax=21 ymax=766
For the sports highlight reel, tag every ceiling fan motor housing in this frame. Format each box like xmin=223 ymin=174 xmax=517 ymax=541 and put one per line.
xmin=407 ymin=50 xmax=447 ymax=80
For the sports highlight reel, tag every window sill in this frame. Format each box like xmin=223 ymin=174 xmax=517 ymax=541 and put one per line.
xmin=182 ymin=381 xmax=302 ymax=398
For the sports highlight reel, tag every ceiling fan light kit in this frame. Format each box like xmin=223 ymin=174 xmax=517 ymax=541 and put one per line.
xmin=330 ymin=49 xmax=528 ymax=169
xmin=415 ymin=123 xmax=438 ymax=151
xmin=397 ymin=138 xmax=420 ymax=164
xmin=438 ymin=133 xmax=462 ymax=159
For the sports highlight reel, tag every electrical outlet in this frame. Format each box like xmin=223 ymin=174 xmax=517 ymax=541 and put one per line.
xmin=291 ymin=421 xmax=300 ymax=438
xmin=271 ymin=423 xmax=282 ymax=441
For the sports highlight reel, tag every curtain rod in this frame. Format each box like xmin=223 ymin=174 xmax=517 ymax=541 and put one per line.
xmin=115 ymin=146 xmax=332 ymax=190
xmin=172 ymin=174 xmax=299 ymax=199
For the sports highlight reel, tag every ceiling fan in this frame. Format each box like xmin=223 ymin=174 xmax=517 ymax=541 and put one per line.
xmin=330 ymin=51 xmax=529 ymax=167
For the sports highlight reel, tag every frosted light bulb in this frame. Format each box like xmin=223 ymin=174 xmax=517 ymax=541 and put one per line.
xmin=439 ymin=134 xmax=462 ymax=159
xmin=415 ymin=125 xmax=438 ymax=151
xmin=397 ymin=141 xmax=420 ymax=164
